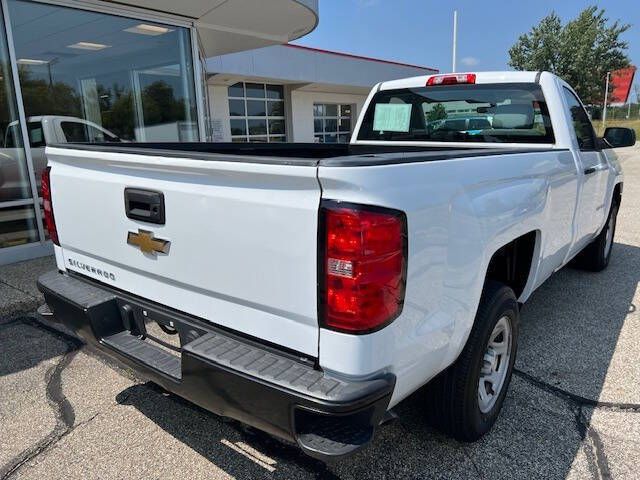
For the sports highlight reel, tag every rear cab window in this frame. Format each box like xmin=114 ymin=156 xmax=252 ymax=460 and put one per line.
xmin=60 ymin=122 xmax=90 ymax=143
xmin=60 ymin=121 xmax=121 ymax=144
xmin=357 ymin=83 xmax=555 ymax=144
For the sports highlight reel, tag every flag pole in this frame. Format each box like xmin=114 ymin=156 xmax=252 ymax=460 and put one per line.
xmin=452 ymin=10 xmax=458 ymax=73
xmin=602 ymin=71 xmax=610 ymax=130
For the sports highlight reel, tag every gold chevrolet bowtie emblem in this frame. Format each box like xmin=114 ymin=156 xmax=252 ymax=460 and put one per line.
xmin=127 ymin=229 xmax=170 ymax=255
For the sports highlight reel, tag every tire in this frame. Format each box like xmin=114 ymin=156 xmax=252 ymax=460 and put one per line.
xmin=425 ymin=280 xmax=519 ymax=442
xmin=573 ymin=200 xmax=619 ymax=272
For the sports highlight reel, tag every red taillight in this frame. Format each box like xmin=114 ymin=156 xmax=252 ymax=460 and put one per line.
xmin=320 ymin=202 xmax=407 ymax=333
xmin=41 ymin=167 xmax=59 ymax=245
xmin=426 ymin=73 xmax=476 ymax=86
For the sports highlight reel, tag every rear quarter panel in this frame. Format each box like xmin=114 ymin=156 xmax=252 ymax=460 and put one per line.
xmin=318 ymin=149 xmax=578 ymax=406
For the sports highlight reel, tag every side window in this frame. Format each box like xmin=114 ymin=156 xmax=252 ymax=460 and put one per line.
xmin=85 ymin=125 xmax=106 ymax=143
xmin=562 ymin=88 xmax=596 ymax=150
xmin=60 ymin=122 xmax=88 ymax=143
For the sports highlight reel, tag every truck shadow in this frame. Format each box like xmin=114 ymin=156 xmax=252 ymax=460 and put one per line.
xmin=116 ymin=241 xmax=640 ymax=479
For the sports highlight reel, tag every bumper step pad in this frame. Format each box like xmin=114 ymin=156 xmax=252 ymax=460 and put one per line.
xmin=103 ymin=331 xmax=181 ymax=380
xmin=186 ymin=333 xmax=363 ymax=402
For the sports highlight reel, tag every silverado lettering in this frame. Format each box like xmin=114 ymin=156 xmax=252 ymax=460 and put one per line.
xmin=68 ymin=258 xmax=116 ymax=281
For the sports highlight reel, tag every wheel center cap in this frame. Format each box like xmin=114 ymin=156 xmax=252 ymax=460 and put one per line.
xmin=482 ymin=349 xmax=498 ymax=374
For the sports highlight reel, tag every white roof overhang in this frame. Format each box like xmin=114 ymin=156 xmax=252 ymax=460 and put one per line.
xmin=106 ymin=0 xmax=319 ymax=55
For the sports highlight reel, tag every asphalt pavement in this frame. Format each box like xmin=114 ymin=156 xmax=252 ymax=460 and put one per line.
xmin=1 ymin=150 xmax=639 ymax=479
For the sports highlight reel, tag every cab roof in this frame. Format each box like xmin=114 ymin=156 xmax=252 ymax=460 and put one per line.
xmin=379 ymin=71 xmax=545 ymax=91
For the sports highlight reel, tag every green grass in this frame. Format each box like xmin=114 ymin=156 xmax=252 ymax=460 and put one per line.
xmin=592 ymin=119 xmax=640 ymax=137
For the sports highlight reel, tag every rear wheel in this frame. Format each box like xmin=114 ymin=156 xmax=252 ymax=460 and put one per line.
xmin=426 ymin=280 xmax=519 ymax=441
xmin=573 ymin=200 xmax=619 ymax=272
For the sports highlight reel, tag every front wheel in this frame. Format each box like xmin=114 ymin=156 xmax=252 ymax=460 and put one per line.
xmin=425 ymin=281 xmax=519 ymax=441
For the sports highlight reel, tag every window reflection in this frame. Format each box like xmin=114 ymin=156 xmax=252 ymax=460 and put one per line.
xmin=0 ymin=0 xmax=202 ymax=251
xmin=0 ymin=205 xmax=38 ymax=248
xmin=9 ymin=0 xmax=198 ymax=152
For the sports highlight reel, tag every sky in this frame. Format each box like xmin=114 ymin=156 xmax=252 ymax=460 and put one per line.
xmin=294 ymin=0 xmax=639 ymax=75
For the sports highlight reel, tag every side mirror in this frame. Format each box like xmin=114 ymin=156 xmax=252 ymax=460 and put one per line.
xmin=603 ymin=127 xmax=636 ymax=148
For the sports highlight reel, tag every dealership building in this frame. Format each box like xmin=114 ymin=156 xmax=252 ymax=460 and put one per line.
xmin=0 ymin=0 xmax=435 ymax=265
xmin=205 ymin=44 xmax=435 ymax=143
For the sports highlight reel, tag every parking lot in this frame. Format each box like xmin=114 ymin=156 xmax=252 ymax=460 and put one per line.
xmin=1 ymin=152 xmax=639 ymax=480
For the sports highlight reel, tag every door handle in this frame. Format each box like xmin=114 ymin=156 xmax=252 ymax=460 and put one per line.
xmin=584 ymin=167 xmax=597 ymax=175
xmin=124 ymin=188 xmax=165 ymax=224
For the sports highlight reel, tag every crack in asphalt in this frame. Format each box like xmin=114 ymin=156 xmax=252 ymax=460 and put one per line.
xmin=574 ymin=406 xmax=612 ymax=480
xmin=513 ymin=368 xmax=638 ymax=480
xmin=514 ymin=369 xmax=640 ymax=412
xmin=461 ymin=445 xmax=485 ymax=480
xmin=0 ymin=277 xmax=42 ymax=318
xmin=0 ymin=348 xmax=79 ymax=480
xmin=0 ymin=277 xmax=39 ymax=300
xmin=0 ymin=318 xmax=82 ymax=480
xmin=4 ymin=388 xmax=138 ymax=480
xmin=0 ymin=318 xmax=23 ymax=327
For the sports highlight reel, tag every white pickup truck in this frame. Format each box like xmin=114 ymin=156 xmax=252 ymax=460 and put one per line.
xmin=0 ymin=116 xmax=121 ymax=201
xmin=38 ymin=72 xmax=636 ymax=460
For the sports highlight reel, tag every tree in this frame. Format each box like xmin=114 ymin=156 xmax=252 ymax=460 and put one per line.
xmin=140 ymin=81 xmax=187 ymax=126
xmin=101 ymin=84 xmax=135 ymax=140
xmin=427 ymin=103 xmax=447 ymax=122
xmin=17 ymin=67 xmax=81 ymax=118
xmin=508 ymin=6 xmax=631 ymax=104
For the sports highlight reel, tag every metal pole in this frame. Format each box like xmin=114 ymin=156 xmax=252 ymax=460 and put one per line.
xmin=602 ymin=71 xmax=610 ymax=130
xmin=190 ymin=25 xmax=207 ymax=142
xmin=452 ymin=10 xmax=457 ymax=73
xmin=1 ymin=0 xmax=46 ymax=243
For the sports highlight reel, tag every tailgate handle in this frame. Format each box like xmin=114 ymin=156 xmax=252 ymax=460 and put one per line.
xmin=124 ymin=188 xmax=165 ymax=225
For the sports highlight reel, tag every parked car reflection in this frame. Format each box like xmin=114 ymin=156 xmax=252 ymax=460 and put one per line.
xmin=0 ymin=116 xmax=122 ymax=201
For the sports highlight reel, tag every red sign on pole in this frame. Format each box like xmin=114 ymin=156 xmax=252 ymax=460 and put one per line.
xmin=609 ymin=66 xmax=636 ymax=105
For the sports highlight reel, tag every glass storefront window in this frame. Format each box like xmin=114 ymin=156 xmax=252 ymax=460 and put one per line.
xmin=8 ymin=0 xmax=198 ymax=158
xmin=0 ymin=0 xmax=203 ymax=258
xmin=314 ymin=103 xmax=353 ymax=143
xmin=228 ymin=82 xmax=286 ymax=142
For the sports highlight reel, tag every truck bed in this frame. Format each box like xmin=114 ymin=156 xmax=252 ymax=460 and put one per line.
xmin=43 ymin=140 xmax=567 ymax=363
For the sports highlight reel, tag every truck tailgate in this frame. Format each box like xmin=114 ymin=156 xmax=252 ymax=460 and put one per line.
xmin=46 ymin=146 xmax=321 ymax=356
